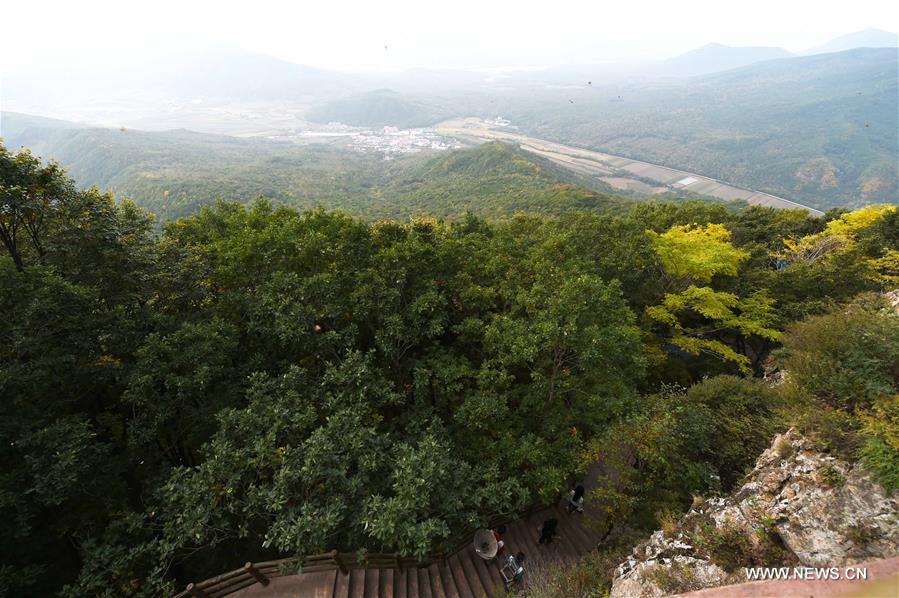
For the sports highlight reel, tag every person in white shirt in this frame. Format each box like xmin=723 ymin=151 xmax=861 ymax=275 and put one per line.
xmin=566 ymin=485 xmax=585 ymax=513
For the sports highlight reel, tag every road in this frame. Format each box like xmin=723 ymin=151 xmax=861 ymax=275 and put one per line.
xmin=435 ymin=118 xmax=825 ymax=216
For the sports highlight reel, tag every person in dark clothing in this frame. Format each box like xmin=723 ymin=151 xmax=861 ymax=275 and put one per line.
xmin=537 ymin=517 xmax=558 ymax=545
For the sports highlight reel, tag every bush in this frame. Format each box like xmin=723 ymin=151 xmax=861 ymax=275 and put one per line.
xmin=858 ymin=395 xmax=899 ymax=494
xmin=644 ymin=560 xmax=705 ymax=595
xmin=686 ymin=376 xmax=781 ymax=490
xmin=695 ymin=520 xmax=755 ymax=572
xmin=656 ymin=508 xmax=681 ymax=538
xmin=779 ymin=296 xmax=899 ymax=412
xmin=510 ymin=538 xmax=639 ymax=598
xmin=774 ymin=438 xmax=794 ymax=459
xmin=818 ymin=463 xmax=846 ymax=488
xmin=793 ymin=405 xmax=861 ymax=459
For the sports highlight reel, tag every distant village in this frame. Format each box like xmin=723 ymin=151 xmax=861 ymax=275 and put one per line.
xmin=347 ymin=125 xmax=463 ymax=158
xmin=267 ymin=122 xmax=470 ymax=158
xmin=268 ymin=118 xmax=518 ymax=158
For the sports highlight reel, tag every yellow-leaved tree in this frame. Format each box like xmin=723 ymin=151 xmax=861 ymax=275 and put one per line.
xmin=780 ymin=204 xmax=896 ymax=265
xmin=646 ymin=223 xmax=780 ymax=371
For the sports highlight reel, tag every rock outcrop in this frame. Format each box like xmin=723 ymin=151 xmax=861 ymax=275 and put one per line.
xmin=609 ymin=428 xmax=899 ymax=597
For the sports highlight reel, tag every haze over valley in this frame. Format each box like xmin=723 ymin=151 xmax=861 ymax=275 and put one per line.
xmin=3 ymin=26 xmax=897 ymax=215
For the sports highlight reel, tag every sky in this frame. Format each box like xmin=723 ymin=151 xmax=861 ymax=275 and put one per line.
xmin=4 ymin=0 xmax=898 ymax=73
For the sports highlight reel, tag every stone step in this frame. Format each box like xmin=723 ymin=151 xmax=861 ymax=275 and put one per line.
xmin=333 ymin=569 xmax=351 ymax=598
xmin=417 ymin=567 xmax=434 ymax=598
xmin=348 ymin=569 xmax=366 ymax=598
xmin=446 ymin=555 xmax=476 ymax=598
xmin=426 ymin=563 xmax=447 ymax=598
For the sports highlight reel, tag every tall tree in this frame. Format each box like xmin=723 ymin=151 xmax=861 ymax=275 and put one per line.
xmin=0 ymin=145 xmax=74 ymax=271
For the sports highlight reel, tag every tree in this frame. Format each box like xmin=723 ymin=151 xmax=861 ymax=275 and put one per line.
xmin=123 ymin=320 xmax=239 ymax=467
xmin=0 ymin=144 xmax=74 ymax=271
xmin=780 ymin=204 xmax=896 ymax=265
xmin=646 ymin=286 xmax=780 ymax=370
xmin=647 ymin=223 xmax=749 ymax=289
xmin=645 ymin=223 xmax=778 ymax=371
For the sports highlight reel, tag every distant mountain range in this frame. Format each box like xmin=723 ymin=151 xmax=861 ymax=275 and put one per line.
xmin=4 ymin=28 xmax=895 ymax=118
xmin=657 ymin=28 xmax=897 ymax=77
xmin=661 ymin=43 xmax=793 ymax=77
xmin=495 ymin=47 xmax=898 ymax=211
xmin=2 ymin=29 xmax=895 ymax=214
xmin=803 ymin=28 xmax=899 ymax=55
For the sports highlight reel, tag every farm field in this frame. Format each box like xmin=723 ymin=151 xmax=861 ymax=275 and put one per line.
xmin=437 ymin=117 xmax=825 ymax=215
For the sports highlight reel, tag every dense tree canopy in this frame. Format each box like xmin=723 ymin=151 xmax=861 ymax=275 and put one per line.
xmin=0 ymin=142 xmax=895 ymax=595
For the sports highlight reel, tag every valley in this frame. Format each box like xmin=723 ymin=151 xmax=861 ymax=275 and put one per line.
xmin=436 ymin=117 xmax=825 ymax=215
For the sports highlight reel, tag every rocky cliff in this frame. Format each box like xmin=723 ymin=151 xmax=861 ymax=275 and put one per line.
xmin=609 ymin=428 xmax=899 ymax=597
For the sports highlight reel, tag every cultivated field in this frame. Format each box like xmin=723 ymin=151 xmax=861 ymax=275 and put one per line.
xmin=436 ymin=118 xmax=825 ymax=215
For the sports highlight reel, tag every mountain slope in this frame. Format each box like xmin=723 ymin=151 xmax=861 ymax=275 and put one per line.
xmin=1 ymin=49 xmax=370 ymax=131
xmin=663 ymin=43 xmax=793 ymax=76
xmin=805 ymin=28 xmax=899 ymax=55
xmin=374 ymin=141 xmax=634 ymax=218
xmin=610 ymin=428 xmax=899 ymax=597
xmin=1 ymin=112 xmax=393 ymax=220
xmin=0 ymin=113 xmax=634 ymax=221
xmin=307 ymin=89 xmax=452 ymax=128
xmin=507 ymin=47 xmax=898 ymax=210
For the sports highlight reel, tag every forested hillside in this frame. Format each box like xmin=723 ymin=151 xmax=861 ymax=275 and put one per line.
xmin=1 ymin=112 xmax=393 ymax=220
xmin=311 ymin=48 xmax=898 ymax=211
xmin=1 ymin=113 xmax=639 ymax=221
xmin=2 ymin=142 xmax=896 ymax=596
xmin=507 ymin=48 xmax=899 ymax=211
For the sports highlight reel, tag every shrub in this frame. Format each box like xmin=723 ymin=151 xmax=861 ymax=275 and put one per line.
xmin=644 ymin=560 xmax=705 ymax=595
xmin=686 ymin=375 xmax=781 ymax=490
xmin=512 ymin=538 xmax=639 ymax=598
xmin=656 ymin=508 xmax=681 ymax=538
xmin=774 ymin=438 xmax=794 ymax=459
xmin=818 ymin=463 xmax=846 ymax=488
xmin=793 ymin=405 xmax=861 ymax=459
xmin=752 ymin=516 xmax=795 ymax=566
xmin=693 ymin=519 xmax=754 ymax=572
xmin=779 ymin=296 xmax=899 ymax=413
xmin=857 ymin=395 xmax=899 ymax=494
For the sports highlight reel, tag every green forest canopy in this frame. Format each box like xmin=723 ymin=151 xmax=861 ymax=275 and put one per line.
xmin=1 ymin=142 xmax=897 ymax=596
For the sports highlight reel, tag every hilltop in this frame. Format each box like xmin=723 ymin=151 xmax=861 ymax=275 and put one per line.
xmin=804 ymin=27 xmax=899 ymax=55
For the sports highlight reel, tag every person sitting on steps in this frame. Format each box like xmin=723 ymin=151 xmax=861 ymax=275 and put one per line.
xmin=492 ymin=524 xmax=507 ymax=554
xmin=502 ymin=552 xmax=526 ymax=587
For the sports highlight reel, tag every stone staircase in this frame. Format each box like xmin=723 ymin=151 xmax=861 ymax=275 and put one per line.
xmin=233 ymin=504 xmax=608 ymax=597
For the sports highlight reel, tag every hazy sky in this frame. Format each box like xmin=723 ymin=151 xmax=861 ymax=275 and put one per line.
xmin=5 ymin=0 xmax=898 ymax=72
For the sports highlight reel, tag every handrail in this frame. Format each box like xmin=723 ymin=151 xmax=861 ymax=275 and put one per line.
xmin=173 ymin=501 xmax=553 ymax=597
